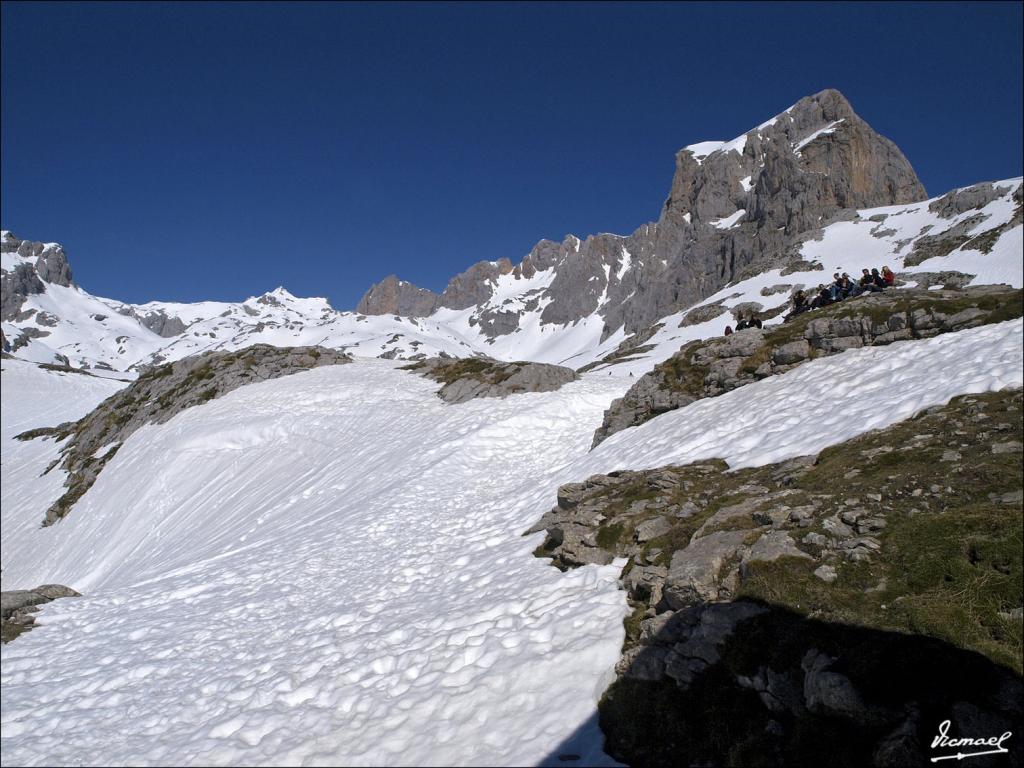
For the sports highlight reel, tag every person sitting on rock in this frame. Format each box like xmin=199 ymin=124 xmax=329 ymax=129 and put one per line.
xmin=751 ymin=315 xmax=763 ymax=329
xmin=724 ymin=325 xmax=734 ymax=336
xmin=810 ymin=284 xmax=833 ymax=309
xmin=856 ymin=268 xmax=882 ymax=295
xmin=871 ymin=267 xmax=887 ymax=289
xmin=735 ymin=316 xmax=750 ymax=331
xmin=785 ymin=290 xmax=810 ymax=321
xmin=840 ymin=273 xmax=856 ymax=298
xmin=829 ymin=272 xmax=844 ymax=301
xmin=881 ymin=265 xmax=896 ymax=286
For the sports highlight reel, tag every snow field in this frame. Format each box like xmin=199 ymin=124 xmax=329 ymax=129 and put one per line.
xmin=1 ymin=363 xmax=632 ymax=766
xmin=1 ymin=317 xmax=1022 ymax=766
xmin=581 ymin=318 xmax=1024 ymax=475
xmin=1 ymin=361 xmax=129 ymax=555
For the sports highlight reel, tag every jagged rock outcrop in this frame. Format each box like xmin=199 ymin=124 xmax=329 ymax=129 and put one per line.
xmin=115 ymin=306 xmax=188 ymax=337
xmin=402 ymin=356 xmax=577 ymax=403
xmin=356 ymin=275 xmax=440 ymax=316
xmin=439 ymin=259 xmax=514 ymax=310
xmin=357 ymin=89 xmax=929 ymax=344
xmin=907 ymin=182 xmax=1023 ymax=268
xmin=532 ymin=391 xmax=1024 ymax=766
xmin=16 ymin=345 xmax=352 ymax=525
xmin=1 ymin=585 xmax=80 ymax=643
xmin=929 ymin=179 xmax=1020 ymax=218
xmin=593 ymin=286 xmax=1023 ymax=446
xmin=1 ymin=230 xmax=74 ymax=320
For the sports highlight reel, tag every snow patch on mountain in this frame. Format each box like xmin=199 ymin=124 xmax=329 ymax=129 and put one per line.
xmin=794 ymin=119 xmax=845 ymax=154
xmin=711 ymin=209 xmax=746 ymax=229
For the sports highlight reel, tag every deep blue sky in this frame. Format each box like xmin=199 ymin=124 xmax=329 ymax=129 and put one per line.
xmin=3 ymin=2 xmax=1021 ymax=309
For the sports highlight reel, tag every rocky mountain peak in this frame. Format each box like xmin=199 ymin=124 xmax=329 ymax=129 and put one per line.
xmin=353 ymin=90 xmax=929 ymax=344
xmin=356 ymin=274 xmax=440 ymax=316
xmin=662 ymin=87 xmax=925 ymax=233
xmin=1 ymin=230 xmax=75 ymax=321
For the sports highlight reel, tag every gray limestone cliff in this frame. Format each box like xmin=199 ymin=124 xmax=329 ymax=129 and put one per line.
xmin=356 ymin=274 xmax=440 ymax=316
xmin=356 ymin=89 xmax=928 ymax=343
xmin=115 ymin=306 xmax=188 ymax=337
xmin=1 ymin=230 xmax=74 ymax=320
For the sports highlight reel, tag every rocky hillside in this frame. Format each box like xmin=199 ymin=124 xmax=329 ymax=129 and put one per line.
xmin=401 ymin=356 xmax=577 ymax=403
xmin=17 ymin=344 xmax=350 ymax=525
xmin=593 ymin=286 xmax=1024 ymax=445
xmin=531 ymin=389 xmax=1024 ymax=766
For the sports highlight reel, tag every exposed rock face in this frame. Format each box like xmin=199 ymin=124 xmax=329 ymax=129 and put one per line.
xmin=357 ymin=89 xmax=928 ymax=343
xmin=402 ymin=356 xmax=577 ymax=403
xmin=356 ymin=275 xmax=440 ymax=316
xmin=115 ymin=306 xmax=188 ymax=337
xmin=531 ymin=390 xmax=1024 ymax=767
xmin=929 ymin=180 xmax=1019 ymax=218
xmin=2 ymin=585 xmax=80 ymax=643
xmin=438 ymin=258 xmax=514 ymax=310
xmin=16 ymin=345 xmax=352 ymax=525
xmin=1 ymin=231 xmax=74 ymax=320
xmin=593 ymin=286 xmax=1023 ymax=446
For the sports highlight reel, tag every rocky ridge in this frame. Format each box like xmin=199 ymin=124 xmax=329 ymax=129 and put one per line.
xmin=355 ymin=275 xmax=442 ymax=317
xmin=17 ymin=344 xmax=351 ymax=525
xmin=530 ymin=390 xmax=1024 ymax=766
xmin=593 ymin=286 xmax=1024 ymax=446
xmin=1 ymin=585 xmax=80 ymax=644
xmin=1 ymin=231 xmax=75 ymax=345
xmin=359 ymin=89 xmax=927 ymax=342
xmin=401 ymin=356 xmax=578 ymax=404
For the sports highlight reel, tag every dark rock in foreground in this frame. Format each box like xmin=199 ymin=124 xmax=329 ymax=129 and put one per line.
xmin=530 ymin=389 xmax=1024 ymax=767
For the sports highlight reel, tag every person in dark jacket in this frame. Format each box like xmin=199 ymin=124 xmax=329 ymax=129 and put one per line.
xmin=736 ymin=316 xmax=750 ymax=331
xmin=857 ymin=268 xmax=882 ymax=294
xmin=840 ymin=273 xmax=856 ymax=298
xmin=784 ymin=290 xmax=810 ymax=322
xmin=810 ymin=285 xmax=833 ymax=309
xmin=724 ymin=325 xmax=734 ymax=336
xmin=871 ymin=268 xmax=886 ymax=289
xmin=751 ymin=315 xmax=763 ymax=329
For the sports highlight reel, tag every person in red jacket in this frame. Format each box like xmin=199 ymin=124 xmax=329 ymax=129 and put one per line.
xmin=882 ymin=265 xmax=896 ymax=286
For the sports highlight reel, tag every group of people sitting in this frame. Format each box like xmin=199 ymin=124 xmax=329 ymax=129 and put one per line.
xmin=723 ymin=314 xmax=762 ymax=335
xmin=784 ymin=266 xmax=896 ymax=322
xmin=722 ymin=265 xmax=897 ymax=335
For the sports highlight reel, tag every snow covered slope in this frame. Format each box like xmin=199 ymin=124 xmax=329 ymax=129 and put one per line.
xmin=2 ymin=357 xmax=631 ymax=766
xmin=2 ymin=318 xmax=1022 ymax=766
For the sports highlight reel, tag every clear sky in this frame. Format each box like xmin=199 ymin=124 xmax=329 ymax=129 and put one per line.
xmin=2 ymin=2 xmax=1021 ymax=309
